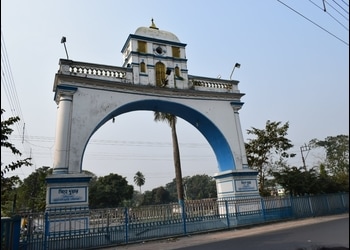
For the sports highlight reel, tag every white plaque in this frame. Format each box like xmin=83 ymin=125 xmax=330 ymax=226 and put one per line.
xmin=49 ymin=186 xmax=87 ymax=204
xmin=234 ymin=179 xmax=258 ymax=192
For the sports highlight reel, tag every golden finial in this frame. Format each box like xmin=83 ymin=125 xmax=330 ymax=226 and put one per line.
xmin=149 ymin=18 xmax=159 ymax=30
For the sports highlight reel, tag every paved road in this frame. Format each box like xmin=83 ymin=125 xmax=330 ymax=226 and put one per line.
xmin=102 ymin=213 xmax=349 ymax=250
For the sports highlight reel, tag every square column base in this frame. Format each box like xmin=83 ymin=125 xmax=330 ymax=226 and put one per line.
xmin=214 ymin=169 xmax=260 ymax=200
xmin=45 ymin=173 xmax=92 ymax=234
xmin=214 ymin=170 xmax=261 ymax=217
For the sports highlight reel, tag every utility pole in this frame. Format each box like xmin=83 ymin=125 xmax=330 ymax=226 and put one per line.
xmin=300 ymin=144 xmax=310 ymax=170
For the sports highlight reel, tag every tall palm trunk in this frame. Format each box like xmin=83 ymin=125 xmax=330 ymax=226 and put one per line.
xmin=170 ymin=118 xmax=184 ymax=203
xmin=153 ymin=112 xmax=184 ymax=204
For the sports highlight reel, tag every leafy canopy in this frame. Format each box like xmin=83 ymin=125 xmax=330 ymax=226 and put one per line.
xmin=89 ymin=173 xmax=134 ymax=208
xmin=245 ymin=120 xmax=296 ymax=194
xmin=134 ymin=171 xmax=145 ymax=193
xmin=309 ymin=135 xmax=349 ymax=176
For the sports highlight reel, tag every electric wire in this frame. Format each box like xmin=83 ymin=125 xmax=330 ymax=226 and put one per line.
xmin=325 ymin=0 xmax=349 ymax=20
xmin=1 ymin=34 xmax=23 ymax=138
xmin=1 ymin=29 xmax=37 ymax=170
xmin=330 ymin=0 xmax=349 ymax=14
xmin=7 ymin=135 xmax=209 ymax=148
xmin=340 ymin=0 xmax=349 ymax=7
xmin=309 ymin=0 xmax=349 ymax=30
xmin=1 ymin=31 xmax=24 ymax=135
xmin=277 ymin=0 xmax=349 ymax=46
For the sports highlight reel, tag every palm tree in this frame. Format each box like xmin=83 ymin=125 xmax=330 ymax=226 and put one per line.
xmin=153 ymin=112 xmax=184 ymax=205
xmin=134 ymin=171 xmax=145 ymax=193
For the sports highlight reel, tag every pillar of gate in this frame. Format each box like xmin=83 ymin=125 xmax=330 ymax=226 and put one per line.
xmin=213 ymin=102 xmax=260 ymax=201
xmin=45 ymin=89 xmax=91 ymax=233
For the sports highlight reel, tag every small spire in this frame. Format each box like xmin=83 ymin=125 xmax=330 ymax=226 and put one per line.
xmin=149 ymin=18 xmax=159 ymax=30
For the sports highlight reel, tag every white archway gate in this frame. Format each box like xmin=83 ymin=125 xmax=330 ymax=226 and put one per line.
xmin=45 ymin=22 xmax=260 ymax=233
xmin=46 ymin=59 xmax=259 ymax=215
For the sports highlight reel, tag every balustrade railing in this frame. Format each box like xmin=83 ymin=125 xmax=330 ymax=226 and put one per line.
xmin=56 ymin=59 xmax=241 ymax=94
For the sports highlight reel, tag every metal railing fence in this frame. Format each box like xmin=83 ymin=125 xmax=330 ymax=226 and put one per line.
xmin=2 ymin=192 xmax=348 ymax=250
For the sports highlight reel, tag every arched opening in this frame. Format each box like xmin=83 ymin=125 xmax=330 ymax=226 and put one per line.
xmin=83 ymin=111 xmax=217 ymax=191
xmin=80 ymin=99 xmax=237 ymax=191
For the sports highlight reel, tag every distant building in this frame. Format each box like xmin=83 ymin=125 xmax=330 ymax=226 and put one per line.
xmin=277 ymin=186 xmax=285 ymax=196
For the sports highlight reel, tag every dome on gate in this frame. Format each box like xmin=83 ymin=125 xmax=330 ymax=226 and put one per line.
xmin=134 ymin=19 xmax=181 ymax=43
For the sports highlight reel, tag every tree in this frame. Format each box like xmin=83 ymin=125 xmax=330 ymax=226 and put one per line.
xmin=272 ymin=162 xmax=348 ymax=195
xmin=133 ymin=171 xmax=145 ymax=193
xmin=1 ymin=109 xmax=32 ymax=176
xmin=130 ymin=190 xmax=144 ymax=207
xmin=141 ymin=186 xmax=172 ymax=205
xmin=164 ymin=179 xmax=180 ymax=202
xmin=185 ymin=174 xmax=217 ymax=200
xmin=154 ymin=186 xmax=171 ymax=204
xmin=154 ymin=112 xmax=184 ymax=205
xmin=273 ymin=165 xmax=319 ymax=196
xmin=1 ymin=109 xmax=32 ymax=216
xmin=1 ymin=175 xmax=21 ymax=216
xmin=163 ymin=175 xmax=217 ymax=202
xmin=142 ymin=190 xmax=154 ymax=205
xmin=315 ymin=163 xmax=345 ymax=193
xmin=245 ymin=120 xmax=296 ymax=195
xmin=15 ymin=166 xmax=52 ymax=212
xmin=309 ymin=135 xmax=349 ymax=192
xmin=89 ymin=173 xmax=134 ymax=209
xmin=309 ymin=135 xmax=349 ymax=177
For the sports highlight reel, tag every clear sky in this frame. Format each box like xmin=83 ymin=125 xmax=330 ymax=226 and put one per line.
xmin=1 ymin=0 xmax=349 ymax=192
